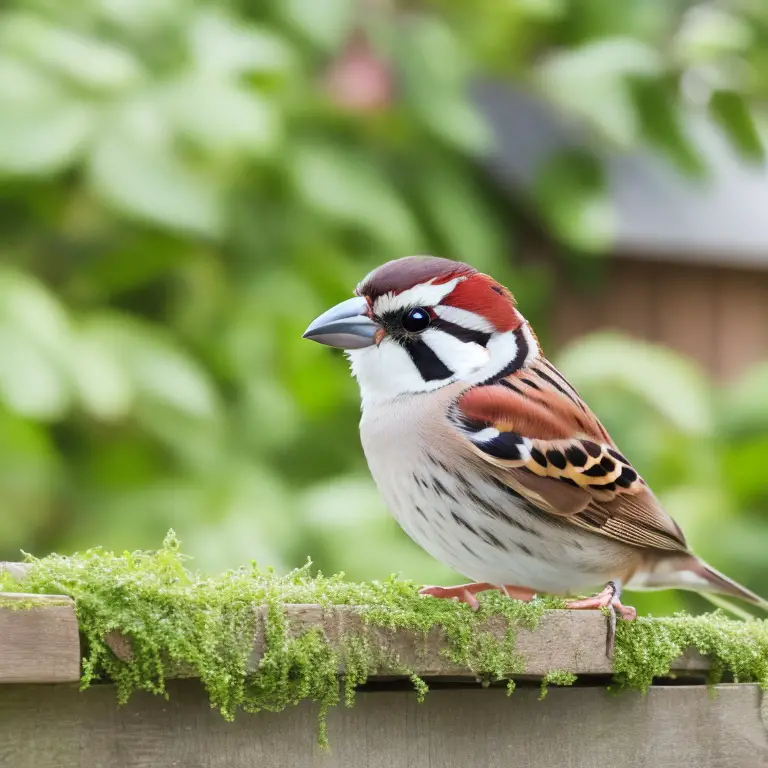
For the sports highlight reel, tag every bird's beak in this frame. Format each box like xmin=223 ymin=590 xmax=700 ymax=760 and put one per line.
xmin=303 ymin=296 xmax=379 ymax=349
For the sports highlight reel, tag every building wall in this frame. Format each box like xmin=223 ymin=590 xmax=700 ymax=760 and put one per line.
xmin=550 ymin=257 xmax=768 ymax=380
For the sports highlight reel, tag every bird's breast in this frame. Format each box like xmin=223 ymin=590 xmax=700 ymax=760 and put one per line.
xmin=358 ymin=394 xmax=628 ymax=593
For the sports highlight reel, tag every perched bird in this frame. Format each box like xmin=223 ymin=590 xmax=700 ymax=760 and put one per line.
xmin=303 ymin=256 xmax=766 ymax=651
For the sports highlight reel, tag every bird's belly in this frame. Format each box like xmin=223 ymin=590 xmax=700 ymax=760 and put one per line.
xmin=362 ymin=423 xmax=624 ymax=595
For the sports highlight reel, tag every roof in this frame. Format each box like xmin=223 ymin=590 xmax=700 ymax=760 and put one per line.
xmin=474 ymin=81 xmax=768 ymax=269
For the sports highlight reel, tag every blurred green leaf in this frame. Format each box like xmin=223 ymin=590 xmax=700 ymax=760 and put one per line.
xmin=533 ymin=149 xmax=614 ymax=252
xmin=278 ymin=0 xmax=355 ymax=52
xmin=0 ymin=13 xmax=144 ymax=93
xmin=87 ymin=106 xmax=224 ymax=236
xmin=537 ymin=37 xmax=663 ymax=144
xmin=167 ymin=77 xmax=281 ymax=159
xmin=0 ymin=103 xmax=93 ymax=175
xmin=719 ymin=362 xmax=768 ymax=436
xmin=709 ymin=89 xmax=765 ymax=162
xmin=631 ymin=78 xmax=706 ymax=176
xmin=675 ymin=7 xmax=754 ymax=64
xmin=70 ymin=318 xmax=136 ymax=420
xmin=415 ymin=162 xmax=504 ymax=270
xmin=188 ymin=9 xmax=295 ymax=76
xmin=0 ymin=270 xmax=72 ymax=419
xmin=557 ymin=332 xmax=712 ymax=435
xmin=398 ymin=17 xmax=491 ymax=154
xmin=291 ymin=140 xmax=421 ymax=251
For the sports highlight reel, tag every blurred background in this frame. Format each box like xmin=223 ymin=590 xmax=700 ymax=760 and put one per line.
xmin=1 ymin=0 xmax=767 ymax=616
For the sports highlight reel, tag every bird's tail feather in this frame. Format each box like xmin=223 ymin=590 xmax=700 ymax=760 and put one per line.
xmin=691 ymin=560 xmax=768 ymax=612
xmin=632 ymin=555 xmax=768 ymax=613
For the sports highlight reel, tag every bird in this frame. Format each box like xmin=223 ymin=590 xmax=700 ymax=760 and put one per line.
xmin=303 ymin=255 xmax=767 ymax=653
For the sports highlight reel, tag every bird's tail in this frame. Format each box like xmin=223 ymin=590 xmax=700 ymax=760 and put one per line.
xmin=692 ymin=560 xmax=768 ymax=612
xmin=631 ymin=555 xmax=768 ymax=612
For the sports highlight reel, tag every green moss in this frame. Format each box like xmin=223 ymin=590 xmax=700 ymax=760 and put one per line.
xmin=0 ymin=596 xmax=71 ymax=610
xmin=539 ymin=670 xmax=577 ymax=700
xmin=3 ymin=533 xmax=768 ymax=747
xmin=613 ymin=612 xmax=768 ymax=693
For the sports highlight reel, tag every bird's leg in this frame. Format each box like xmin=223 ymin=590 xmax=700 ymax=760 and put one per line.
xmin=564 ymin=581 xmax=637 ymax=657
xmin=419 ymin=582 xmax=536 ymax=610
xmin=418 ymin=582 xmax=494 ymax=610
xmin=497 ymin=584 xmax=537 ymax=601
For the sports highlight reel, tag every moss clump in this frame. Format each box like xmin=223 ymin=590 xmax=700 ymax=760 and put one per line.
xmin=613 ymin=612 xmax=768 ymax=692
xmin=539 ymin=669 xmax=577 ymax=700
xmin=0 ymin=533 xmax=559 ymax=746
xmin=3 ymin=533 xmax=768 ymax=746
xmin=0 ymin=596 xmax=71 ymax=610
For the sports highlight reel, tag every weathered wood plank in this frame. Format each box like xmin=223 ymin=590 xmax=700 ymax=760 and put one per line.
xmin=0 ymin=585 xmax=710 ymax=683
xmin=0 ymin=594 xmax=81 ymax=684
xmin=248 ymin=605 xmax=710 ymax=678
xmin=0 ymin=680 xmax=765 ymax=768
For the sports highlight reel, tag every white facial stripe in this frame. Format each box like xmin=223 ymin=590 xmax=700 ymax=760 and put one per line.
xmin=347 ymin=341 xmax=455 ymax=404
xmin=421 ymin=328 xmax=489 ymax=377
xmin=433 ymin=305 xmax=495 ymax=333
xmin=373 ymin=277 xmax=463 ymax=315
xmin=464 ymin=330 xmax=519 ymax=385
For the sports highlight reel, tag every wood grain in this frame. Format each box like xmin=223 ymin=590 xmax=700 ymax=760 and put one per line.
xmin=0 ymin=583 xmax=711 ymax=683
xmin=0 ymin=594 xmax=80 ymax=684
xmin=653 ymin=263 xmax=716 ymax=373
xmin=715 ymin=267 xmax=768 ymax=379
xmin=246 ymin=605 xmax=710 ymax=678
xmin=0 ymin=680 xmax=765 ymax=768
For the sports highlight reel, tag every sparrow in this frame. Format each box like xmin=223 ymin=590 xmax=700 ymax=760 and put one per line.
xmin=303 ymin=256 xmax=767 ymax=652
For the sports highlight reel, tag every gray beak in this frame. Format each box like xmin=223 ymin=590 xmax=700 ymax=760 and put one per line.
xmin=303 ymin=296 xmax=379 ymax=349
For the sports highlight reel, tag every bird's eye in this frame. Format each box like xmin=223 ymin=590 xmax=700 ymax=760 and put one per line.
xmin=401 ymin=307 xmax=431 ymax=333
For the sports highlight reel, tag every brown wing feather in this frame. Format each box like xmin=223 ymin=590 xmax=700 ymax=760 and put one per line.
xmin=456 ymin=357 xmax=688 ymax=552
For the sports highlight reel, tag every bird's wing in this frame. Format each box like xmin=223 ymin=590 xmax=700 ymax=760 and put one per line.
xmin=453 ymin=357 xmax=687 ymax=552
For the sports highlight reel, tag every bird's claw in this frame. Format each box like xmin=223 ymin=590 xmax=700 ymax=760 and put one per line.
xmin=564 ymin=581 xmax=637 ymax=658
xmin=418 ymin=584 xmax=482 ymax=610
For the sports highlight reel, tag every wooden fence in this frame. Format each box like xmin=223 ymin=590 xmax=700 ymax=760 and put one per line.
xmin=1 ymin=591 xmax=767 ymax=767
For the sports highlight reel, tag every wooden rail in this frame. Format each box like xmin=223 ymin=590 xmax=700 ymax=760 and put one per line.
xmin=1 ymin=580 xmax=766 ymax=767
xmin=0 ymin=594 xmax=711 ymax=682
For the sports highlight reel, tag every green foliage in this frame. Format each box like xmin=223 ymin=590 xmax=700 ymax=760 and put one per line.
xmin=4 ymin=535 xmax=768 ymax=747
xmin=613 ymin=612 xmax=768 ymax=693
xmin=539 ymin=669 xmax=577 ymax=699
xmin=0 ymin=0 xmax=767 ymax=614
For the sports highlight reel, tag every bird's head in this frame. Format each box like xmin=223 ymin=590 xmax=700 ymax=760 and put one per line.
xmin=303 ymin=256 xmax=540 ymax=403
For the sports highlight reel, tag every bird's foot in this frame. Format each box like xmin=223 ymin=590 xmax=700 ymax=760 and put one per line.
xmin=564 ymin=581 xmax=637 ymax=658
xmin=419 ymin=582 xmax=536 ymax=611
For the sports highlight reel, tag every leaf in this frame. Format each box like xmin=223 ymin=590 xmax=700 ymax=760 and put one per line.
xmin=0 ymin=102 xmax=94 ymax=175
xmin=278 ymin=0 xmax=355 ymax=52
xmin=0 ymin=13 xmax=143 ymax=93
xmin=532 ymin=149 xmax=614 ymax=252
xmin=70 ymin=319 xmax=135 ymax=421
xmin=415 ymin=163 xmax=504 ymax=270
xmin=187 ymin=9 xmax=295 ymax=76
xmin=165 ymin=77 xmax=281 ymax=159
xmin=709 ymin=90 xmax=765 ymax=162
xmin=118 ymin=322 xmax=220 ymax=420
xmin=291 ymin=141 xmax=421 ymax=251
xmin=557 ymin=332 xmax=712 ymax=436
xmin=0 ymin=329 xmax=70 ymax=419
xmin=397 ymin=18 xmax=491 ymax=154
xmin=719 ymin=362 xmax=768 ymax=436
xmin=630 ymin=78 xmax=706 ymax=177
xmin=87 ymin=100 xmax=224 ymax=236
xmin=537 ymin=37 xmax=663 ymax=145
xmin=675 ymin=7 xmax=753 ymax=64
xmin=0 ymin=270 xmax=73 ymax=419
